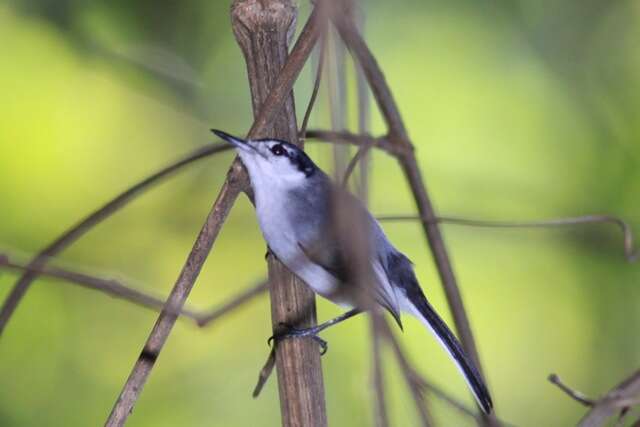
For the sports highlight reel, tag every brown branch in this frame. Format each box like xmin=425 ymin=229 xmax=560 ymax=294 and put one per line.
xmin=0 ymin=252 xmax=269 ymax=329
xmin=305 ymin=129 xmax=399 ymax=156
xmin=377 ymin=214 xmax=638 ymax=263
xmin=331 ymin=13 xmax=405 ymax=139
xmin=0 ymin=143 xmax=232 ymax=337
xmin=252 ymin=348 xmax=277 ymax=398
xmin=354 ymin=3 xmax=371 ymax=205
xmin=370 ymin=311 xmax=390 ymax=427
xmin=548 ymin=374 xmax=595 ymax=407
xmin=326 ymin=21 xmax=350 ymax=179
xmin=232 ymin=2 xmax=328 ymax=427
xmin=299 ymin=31 xmax=327 ymax=140
xmin=341 ymin=141 xmax=373 ymax=188
xmin=339 ymin=18 xmax=374 ymax=189
xmin=194 ymin=280 xmax=269 ymax=327
xmin=332 ymin=6 xmax=494 ymax=422
xmin=0 ymin=254 xmax=199 ymax=321
xmin=105 ymin=169 xmax=245 ymax=426
xmin=106 ymin=3 xmax=326 ymax=424
xmin=380 ymin=320 xmax=434 ymax=427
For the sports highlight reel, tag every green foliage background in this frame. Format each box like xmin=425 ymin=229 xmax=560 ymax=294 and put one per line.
xmin=1 ymin=1 xmax=639 ymax=426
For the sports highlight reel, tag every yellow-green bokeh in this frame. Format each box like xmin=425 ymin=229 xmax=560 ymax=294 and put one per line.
xmin=1 ymin=1 xmax=639 ymax=426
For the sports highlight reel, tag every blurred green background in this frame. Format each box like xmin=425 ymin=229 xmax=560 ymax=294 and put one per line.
xmin=1 ymin=1 xmax=639 ymax=426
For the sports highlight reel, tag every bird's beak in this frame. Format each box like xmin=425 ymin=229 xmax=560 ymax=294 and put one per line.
xmin=211 ymin=129 xmax=250 ymax=151
xmin=211 ymin=129 xmax=267 ymax=159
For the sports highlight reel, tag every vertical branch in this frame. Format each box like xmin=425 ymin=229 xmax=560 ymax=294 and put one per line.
xmin=231 ymin=2 xmax=327 ymax=427
xmin=354 ymin=1 xmax=371 ymax=205
xmin=326 ymin=19 xmax=350 ymax=179
xmin=370 ymin=311 xmax=390 ymax=427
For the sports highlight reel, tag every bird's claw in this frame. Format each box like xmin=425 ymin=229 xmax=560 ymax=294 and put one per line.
xmin=265 ymin=245 xmax=279 ymax=261
xmin=267 ymin=323 xmax=328 ymax=355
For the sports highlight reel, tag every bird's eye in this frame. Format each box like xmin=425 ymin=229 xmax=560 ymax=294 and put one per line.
xmin=271 ymin=144 xmax=286 ymax=156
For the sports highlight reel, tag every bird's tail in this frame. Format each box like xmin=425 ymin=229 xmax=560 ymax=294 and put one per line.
xmin=405 ymin=294 xmax=493 ymax=414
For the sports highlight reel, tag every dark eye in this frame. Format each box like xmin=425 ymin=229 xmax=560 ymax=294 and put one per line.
xmin=270 ymin=144 xmax=286 ymax=156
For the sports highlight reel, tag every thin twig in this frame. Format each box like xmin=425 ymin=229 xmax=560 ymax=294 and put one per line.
xmin=341 ymin=141 xmax=373 ymax=188
xmin=370 ymin=311 xmax=390 ymax=427
xmin=299 ymin=31 xmax=327 ymax=140
xmin=0 ymin=252 xmax=269 ymax=329
xmin=380 ymin=320 xmax=434 ymax=427
xmin=252 ymin=348 xmax=277 ymax=398
xmin=305 ymin=129 xmax=399 ymax=156
xmin=326 ymin=22 xmax=350 ymax=179
xmin=0 ymin=143 xmax=232 ymax=337
xmin=548 ymin=374 xmax=595 ymax=407
xmin=0 ymin=254 xmax=199 ymax=321
xmin=418 ymin=377 xmax=480 ymax=422
xmin=354 ymin=1 xmax=371 ymax=205
xmin=195 ymin=280 xmax=269 ymax=326
xmin=377 ymin=214 xmax=638 ymax=263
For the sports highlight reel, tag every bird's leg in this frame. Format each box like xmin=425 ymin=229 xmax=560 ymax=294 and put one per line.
xmin=268 ymin=308 xmax=362 ymax=355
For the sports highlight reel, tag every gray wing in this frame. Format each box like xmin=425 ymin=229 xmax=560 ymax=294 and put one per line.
xmin=289 ymin=173 xmax=402 ymax=326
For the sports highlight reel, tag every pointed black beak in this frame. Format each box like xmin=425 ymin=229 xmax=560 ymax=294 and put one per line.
xmin=211 ymin=129 xmax=267 ymax=158
xmin=211 ymin=129 xmax=248 ymax=148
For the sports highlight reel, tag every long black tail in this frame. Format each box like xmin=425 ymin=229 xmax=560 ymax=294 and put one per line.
xmin=408 ymin=294 xmax=493 ymax=414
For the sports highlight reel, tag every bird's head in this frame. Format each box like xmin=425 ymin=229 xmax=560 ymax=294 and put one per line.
xmin=212 ymin=129 xmax=318 ymax=188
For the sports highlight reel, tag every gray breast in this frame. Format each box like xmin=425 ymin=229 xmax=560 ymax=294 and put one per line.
xmin=285 ymin=172 xmax=385 ymax=280
xmin=286 ymin=172 xmax=332 ymax=244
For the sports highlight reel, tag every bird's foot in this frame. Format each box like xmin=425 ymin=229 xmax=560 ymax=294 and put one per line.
xmin=268 ymin=324 xmax=328 ymax=355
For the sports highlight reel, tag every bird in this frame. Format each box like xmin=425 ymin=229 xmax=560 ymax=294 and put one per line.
xmin=212 ymin=129 xmax=493 ymax=414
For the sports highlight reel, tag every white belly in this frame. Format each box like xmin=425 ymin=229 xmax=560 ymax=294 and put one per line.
xmin=255 ymin=192 xmax=338 ymax=297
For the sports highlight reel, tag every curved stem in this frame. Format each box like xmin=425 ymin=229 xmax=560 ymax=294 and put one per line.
xmin=378 ymin=214 xmax=638 ymax=262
